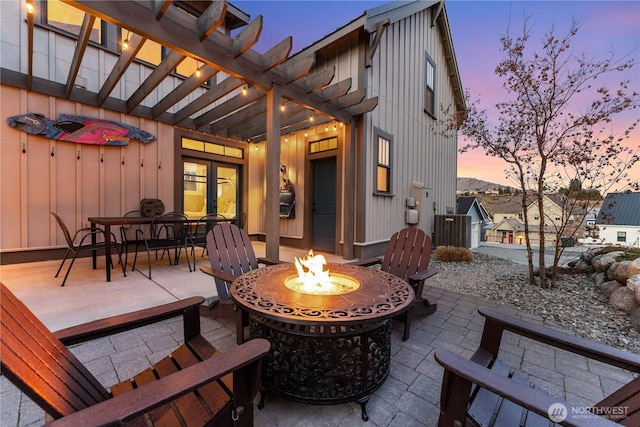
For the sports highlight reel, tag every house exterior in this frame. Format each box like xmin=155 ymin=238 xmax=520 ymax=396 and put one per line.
xmin=482 ymin=194 xmax=587 ymax=246
xmin=456 ymin=196 xmax=491 ymax=248
xmin=0 ymin=0 xmax=464 ymax=263
xmin=596 ymin=192 xmax=640 ymax=248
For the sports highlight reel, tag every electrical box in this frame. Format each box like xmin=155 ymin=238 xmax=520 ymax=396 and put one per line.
xmin=406 ymin=209 xmax=419 ymax=225
xmin=406 ymin=197 xmax=416 ymax=208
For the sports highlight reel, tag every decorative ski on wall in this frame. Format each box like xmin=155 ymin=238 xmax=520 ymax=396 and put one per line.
xmin=7 ymin=113 xmax=156 ymax=145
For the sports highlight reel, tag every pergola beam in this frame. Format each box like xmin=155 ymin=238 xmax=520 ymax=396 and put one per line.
xmin=150 ymin=65 xmax=218 ymax=119
xmin=197 ymin=0 xmax=227 ymax=40
xmin=126 ymin=50 xmax=185 ymax=113
xmin=65 ymin=13 xmax=95 ymax=98
xmin=98 ymin=32 xmax=146 ymax=106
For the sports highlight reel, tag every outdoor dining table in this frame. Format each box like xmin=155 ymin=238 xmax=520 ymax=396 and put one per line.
xmin=88 ymin=215 xmax=235 ymax=282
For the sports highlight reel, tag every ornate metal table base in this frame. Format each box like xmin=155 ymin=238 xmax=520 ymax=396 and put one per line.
xmin=250 ymin=316 xmax=392 ymax=421
xmin=231 ymin=263 xmax=414 ymax=422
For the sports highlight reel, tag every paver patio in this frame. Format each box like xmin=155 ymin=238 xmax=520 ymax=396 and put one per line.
xmin=0 ymin=246 xmax=635 ymax=426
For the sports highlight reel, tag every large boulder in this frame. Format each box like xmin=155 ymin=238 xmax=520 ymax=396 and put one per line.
xmin=599 ymin=280 xmax=622 ymax=297
xmin=627 ymin=258 xmax=640 ymax=277
xmin=627 ymin=274 xmax=640 ymax=304
xmin=607 ymin=261 xmax=631 ymax=284
xmin=592 ymin=251 xmax=625 ymax=273
xmin=609 ymin=287 xmax=639 ymax=314
xmin=580 ymin=250 xmax=595 ymax=264
xmin=628 ymin=274 xmax=640 ymax=293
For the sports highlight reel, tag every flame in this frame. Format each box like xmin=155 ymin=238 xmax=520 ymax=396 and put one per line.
xmin=286 ymin=250 xmax=360 ymax=295
xmin=294 ymin=250 xmax=329 ymax=288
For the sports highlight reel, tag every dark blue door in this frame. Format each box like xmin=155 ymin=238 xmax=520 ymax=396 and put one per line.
xmin=312 ymin=157 xmax=336 ymax=252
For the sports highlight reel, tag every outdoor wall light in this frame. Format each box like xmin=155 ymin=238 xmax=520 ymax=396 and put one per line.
xmin=25 ymin=1 xmax=34 ymax=14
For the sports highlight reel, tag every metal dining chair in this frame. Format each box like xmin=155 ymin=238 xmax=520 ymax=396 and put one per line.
xmin=50 ymin=212 xmax=124 ymax=286
xmin=134 ymin=212 xmax=195 ymax=279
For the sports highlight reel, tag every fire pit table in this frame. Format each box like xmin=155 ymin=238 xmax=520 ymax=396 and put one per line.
xmin=230 ymin=262 xmax=415 ymax=421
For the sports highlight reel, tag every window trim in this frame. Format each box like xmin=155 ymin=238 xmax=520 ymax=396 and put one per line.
xmin=424 ymin=53 xmax=436 ymax=118
xmin=373 ymin=128 xmax=393 ymax=197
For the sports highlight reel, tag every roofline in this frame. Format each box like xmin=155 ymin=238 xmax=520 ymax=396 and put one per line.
xmin=289 ymin=1 xmax=466 ymax=115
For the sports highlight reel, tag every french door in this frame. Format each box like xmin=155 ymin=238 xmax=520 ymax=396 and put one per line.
xmin=182 ymin=159 xmax=240 ymax=219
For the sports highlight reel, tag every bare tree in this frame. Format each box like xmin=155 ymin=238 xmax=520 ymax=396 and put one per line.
xmin=446 ymin=17 xmax=639 ymax=287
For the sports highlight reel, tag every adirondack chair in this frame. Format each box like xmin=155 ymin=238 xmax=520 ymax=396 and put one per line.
xmin=0 ymin=282 xmax=270 ymax=427
xmin=435 ymin=307 xmax=640 ymax=427
xmin=351 ymin=227 xmax=438 ymax=341
xmin=202 ymin=223 xmax=283 ymax=343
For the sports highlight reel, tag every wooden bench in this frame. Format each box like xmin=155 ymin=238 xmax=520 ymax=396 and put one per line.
xmin=435 ymin=308 xmax=640 ymax=426
xmin=0 ymin=282 xmax=269 ymax=426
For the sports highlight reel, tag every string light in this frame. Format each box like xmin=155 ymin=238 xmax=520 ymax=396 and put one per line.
xmin=304 ymin=130 xmax=308 ymax=137
xmin=195 ymin=60 xmax=201 ymax=78
xmin=325 ymin=124 xmax=329 ymax=132
xmin=280 ymin=101 xmax=286 ymax=112
xmin=309 ymin=113 xmax=314 ymax=122
xmin=122 ymin=30 xmax=131 ymax=51
xmin=242 ymin=85 xmax=248 ymax=96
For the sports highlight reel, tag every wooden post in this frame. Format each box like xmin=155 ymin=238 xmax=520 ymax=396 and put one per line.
xmin=265 ymin=86 xmax=281 ymax=260
xmin=343 ymin=120 xmax=355 ymax=259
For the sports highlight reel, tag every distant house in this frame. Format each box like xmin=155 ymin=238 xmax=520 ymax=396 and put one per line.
xmin=456 ymin=196 xmax=491 ymax=248
xmin=482 ymin=194 xmax=587 ymax=246
xmin=596 ymin=192 xmax=640 ymax=248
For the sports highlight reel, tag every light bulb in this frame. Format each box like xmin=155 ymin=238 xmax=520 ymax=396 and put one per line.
xmin=25 ymin=1 xmax=34 ymax=14
xmin=123 ymin=39 xmax=129 ymax=51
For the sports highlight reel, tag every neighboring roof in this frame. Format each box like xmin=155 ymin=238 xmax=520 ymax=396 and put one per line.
xmin=456 ymin=196 xmax=491 ymax=221
xmin=596 ymin=192 xmax=640 ymax=226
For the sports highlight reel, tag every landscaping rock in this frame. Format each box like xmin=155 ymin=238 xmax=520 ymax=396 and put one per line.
xmin=580 ymin=250 xmax=595 ymax=264
xmin=628 ymin=258 xmax=640 ymax=277
xmin=627 ymin=274 xmax=640 ymax=293
xmin=593 ymin=272 xmax=607 ymax=287
xmin=592 ymin=252 xmax=623 ymax=272
xmin=609 ymin=287 xmax=639 ymax=314
xmin=607 ymin=261 xmax=631 ymax=284
xmin=599 ymin=280 xmax=622 ymax=297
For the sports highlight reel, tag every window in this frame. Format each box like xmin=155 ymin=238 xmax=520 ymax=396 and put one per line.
xmin=46 ymin=0 xmax=103 ymax=44
xmin=424 ymin=54 xmax=436 ymax=116
xmin=374 ymin=129 xmax=392 ymax=194
xmin=617 ymin=231 xmax=627 ymax=242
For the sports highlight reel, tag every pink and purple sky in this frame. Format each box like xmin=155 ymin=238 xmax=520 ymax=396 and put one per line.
xmin=235 ymin=0 xmax=640 ymax=191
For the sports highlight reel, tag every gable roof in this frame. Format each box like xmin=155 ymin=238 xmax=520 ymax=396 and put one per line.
xmin=596 ymin=192 xmax=640 ymax=226
xmin=456 ymin=196 xmax=491 ymax=221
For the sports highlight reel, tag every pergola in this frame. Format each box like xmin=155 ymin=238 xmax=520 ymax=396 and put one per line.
xmin=10 ymin=0 xmax=379 ymax=259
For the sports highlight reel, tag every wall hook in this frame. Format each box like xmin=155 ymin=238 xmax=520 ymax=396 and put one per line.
xmin=100 ymin=154 xmax=104 ymax=163
xmin=158 ymin=161 xmax=162 ymax=170
xmin=140 ymin=159 xmax=144 ymax=167
xmin=51 ymin=147 xmax=55 ymax=157
xmin=77 ymin=150 xmax=81 ymax=160
xmin=22 ymin=143 xmax=26 ymax=154
xmin=122 ymin=156 xmax=125 ymax=165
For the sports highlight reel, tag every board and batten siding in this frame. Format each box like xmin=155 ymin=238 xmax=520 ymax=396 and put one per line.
xmin=363 ymin=6 xmax=457 ymax=243
xmin=0 ymin=86 xmax=175 ymax=252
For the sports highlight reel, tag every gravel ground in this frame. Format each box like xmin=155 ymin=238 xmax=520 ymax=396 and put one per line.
xmin=429 ymin=252 xmax=640 ymax=354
